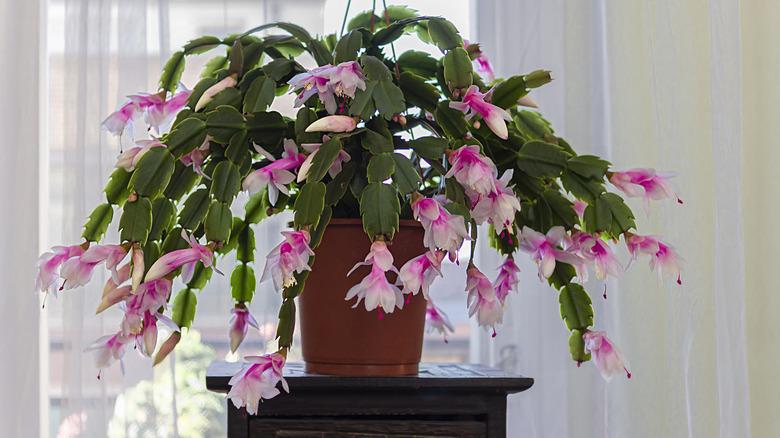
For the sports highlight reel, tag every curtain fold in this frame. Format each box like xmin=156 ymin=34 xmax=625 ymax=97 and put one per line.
xmin=0 ymin=0 xmax=43 ymax=436
xmin=474 ymin=0 xmax=758 ymax=436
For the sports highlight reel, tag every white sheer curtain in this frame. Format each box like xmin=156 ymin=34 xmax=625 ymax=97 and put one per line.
xmin=471 ymin=0 xmax=775 ymax=437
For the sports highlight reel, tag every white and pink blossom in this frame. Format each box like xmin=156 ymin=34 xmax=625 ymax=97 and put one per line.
xmin=144 ymin=231 xmax=215 ymax=282
xmin=144 ymin=87 xmax=191 ymax=131
xmin=583 ymin=330 xmax=631 ymax=380
xmin=229 ymin=307 xmax=260 ymax=353
xmin=85 ymin=331 xmax=132 ymax=371
xmin=426 ymin=301 xmax=455 ymax=342
xmin=626 ymin=234 xmax=683 ymax=284
xmin=493 ymin=256 xmax=520 ymax=303
xmin=328 ymin=61 xmax=366 ymax=99
xmin=444 ymin=145 xmax=498 ymax=196
xmin=568 ymin=232 xmax=622 ymax=280
xmin=609 ymin=168 xmax=681 ymax=211
xmin=466 ymin=265 xmax=503 ymax=334
xmin=519 ymin=226 xmax=583 ymax=280
xmin=289 ymin=65 xmax=338 ymax=113
xmin=228 ymin=352 xmax=289 ymax=415
xmin=243 ymin=140 xmax=306 ymax=205
xmin=59 ymin=244 xmax=128 ymax=290
xmin=345 ymin=241 xmax=404 ymax=314
xmin=36 ymin=244 xmax=85 ymax=293
xmin=260 ymin=230 xmax=314 ymax=291
xmin=464 ymin=40 xmax=495 ymax=82
xmin=120 ymin=278 xmax=173 ymax=335
xmin=179 ymin=136 xmax=211 ymax=177
xmin=101 ymin=101 xmax=139 ymax=136
xmin=411 ymin=197 xmax=469 ymax=262
xmin=470 ymin=170 xmax=522 ymax=233
xmin=398 ymin=251 xmax=445 ymax=299
xmin=449 ymin=85 xmax=512 ymax=139
xmin=115 ymin=139 xmax=166 ymax=171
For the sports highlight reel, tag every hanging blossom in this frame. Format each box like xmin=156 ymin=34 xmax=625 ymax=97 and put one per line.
xmin=96 ymin=264 xmax=132 ymax=314
xmin=470 ymin=170 xmax=522 ymax=234
xmin=398 ymin=251 xmax=446 ymax=299
xmin=493 ymin=256 xmax=520 ymax=304
xmin=115 ymin=139 xmax=165 ymax=172
xmin=145 ymin=231 xmax=215 ymax=282
xmin=102 ymin=87 xmax=191 ymax=136
xmin=411 ymin=197 xmax=469 ymax=262
xmin=288 ymin=61 xmax=366 ymax=114
xmin=609 ymin=168 xmax=682 ymax=211
xmin=260 ymin=230 xmax=314 ymax=291
xmin=134 ymin=310 xmax=179 ymax=357
xmin=583 ymin=330 xmax=631 ymax=380
xmin=120 ymin=278 xmax=173 ymax=337
xmin=466 ymin=265 xmax=503 ymax=336
xmin=297 ymin=140 xmax=352 ymax=182
xmin=59 ymin=244 xmax=129 ymax=291
xmin=229 ymin=306 xmax=259 ymax=353
xmin=567 ymin=232 xmax=622 ymax=281
xmin=228 ymin=352 xmax=288 ymax=415
xmin=444 ymin=145 xmax=498 ymax=196
xmin=519 ymin=226 xmax=584 ymax=280
xmin=345 ymin=241 xmax=404 ymax=314
xmin=573 ymin=199 xmax=588 ymax=220
xmin=36 ymin=244 xmax=85 ymax=294
xmin=464 ymin=40 xmax=495 ymax=82
xmin=426 ymin=301 xmax=455 ymax=342
xmin=179 ymin=135 xmax=211 ymax=178
xmin=625 ymin=234 xmax=683 ymax=284
xmin=85 ymin=331 xmax=132 ymax=372
xmin=242 ymin=139 xmax=306 ymax=205
xmin=449 ymin=85 xmax=512 ymax=139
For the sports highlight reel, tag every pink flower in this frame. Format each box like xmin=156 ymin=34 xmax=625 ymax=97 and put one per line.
xmin=398 ymin=251 xmax=445 ymax=299
xmin=449 ymin=85 xmax=512 ymax=139
xmin=493 ymin=256 xmax=520 ymax=303
xmin=464 ymin=40 xmax=495 ymax=82
xmin=243 ymin=140 xmax=306 ymax=205
xmin=305 ymin=115 xmax=358 ymax=133
xmin=85 ymin=331 xmax=131 ymax=370
xmin=36 ymin=244 xmax=84 ymax=293
xmin=626 ymin=234 xmax=683 ymax=284
xmin=289 ymin=65 xmax=338 ymax=113
xmin=179 ymin=136 xmax=211 ymax=177
xmin=229 ymin=307 xmax=259 ymax=353
xmin=329 ymin=61 xmax=366 ymax=99
xmin=609 ymin=168 xmax=681 ymax=211
xmin=121 ymin=278 xmax=173 ymax=335
xmin=444 ymin=145 xmax=498 ymax=196
xmin=195 ymin=75 xmax=238 ymax=111
xmin=426 ymin=301 xmax=455 ymax=342
xmin=583 ymin=330 xmax=631 ymax=380
xmin=101 ymin=101 xmax=139 ymax=136
xmin=144 ymin=88 xmax=191 ymax=132
xmin=466 ymin=265 xmax=503 ymax=334
xmin=59 ymin=244 xmax=128 ymax=290
xmin=228 ymin=353 xmax=288 ymax=415
xmin=345 ymin=241 xmax=404 ymax=314
xmin=573 ymin=199 xmax=588 ymax=219
xmin=411 ymin=197 xmax=469 ymax=262
xmin=470 ymin=170 xmax=522 ymax=233
xmin=261 ymin=230 xmax=314 ymax=291
xmin=568 ymin=232 xmax=622 ymax=280
xmin=144 ymin=231 xmax=214 ymax=282
xmin=297 ymin=141 xmax=352 ymax=182
xmin=115 ymin=139 xmax=166 ymax=171
xmin=519 ymin=226 xmax=583 ymax=280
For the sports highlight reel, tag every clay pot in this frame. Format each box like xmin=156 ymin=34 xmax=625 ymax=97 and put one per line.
xmin=299 ymin=219 xmax=427 ymax=376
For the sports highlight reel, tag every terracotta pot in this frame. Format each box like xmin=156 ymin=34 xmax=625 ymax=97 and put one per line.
xmin=299 ymin=218 xmax=427 ymax=376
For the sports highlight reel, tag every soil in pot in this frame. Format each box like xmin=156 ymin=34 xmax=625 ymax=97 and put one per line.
xmin=298 ymin=219 xmax=427 ymax=376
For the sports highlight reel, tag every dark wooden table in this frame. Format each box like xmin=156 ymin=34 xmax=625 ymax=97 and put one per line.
xmin=207 ymin=362 xmax=533 ymax=438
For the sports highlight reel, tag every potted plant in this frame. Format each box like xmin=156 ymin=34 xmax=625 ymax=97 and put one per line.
xmin=36 ymin=6 xmax=682 ymax=415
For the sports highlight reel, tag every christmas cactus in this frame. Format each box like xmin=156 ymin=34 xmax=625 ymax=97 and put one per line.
xmin=37 ymin=6 xmax=682 ymax=415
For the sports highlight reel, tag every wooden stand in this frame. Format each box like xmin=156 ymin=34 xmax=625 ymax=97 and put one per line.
xmin=207 ymin=362 xmax=533 ymax=437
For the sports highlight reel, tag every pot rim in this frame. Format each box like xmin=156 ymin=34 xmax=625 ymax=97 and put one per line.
xmin=327 ymin=218 xmax=422 ymax=228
